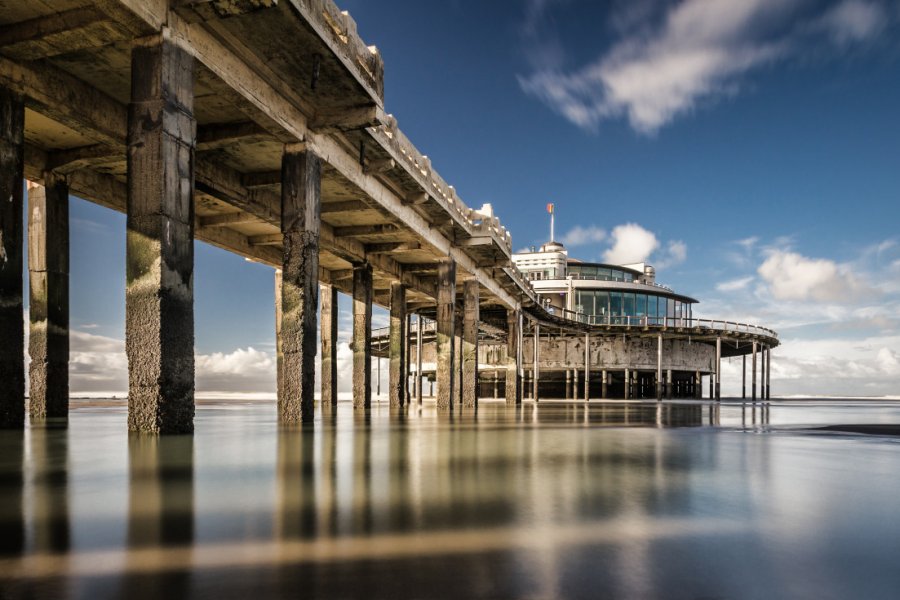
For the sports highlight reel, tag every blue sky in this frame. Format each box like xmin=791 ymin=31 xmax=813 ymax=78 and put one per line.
xmin=52 ymin=0 xmax=900 ymax=397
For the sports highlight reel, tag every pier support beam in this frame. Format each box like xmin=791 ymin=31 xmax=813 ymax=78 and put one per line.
xmin=0 ymin=87 xmax=24 ymax=429
xmin=28 ymin=177 xmax=69 ymax=421
xmin=715 ymin=337 xmax=722 ymax=401
xmin=126 ymin=38 xmax=196 ymax=434
xmin=666 ymin=369 xmax=673 ymax=400
xmin=573 ymin=367 xmax=579 ymax=401
xmin=656 ymin=334 xmax=663 ymax=401
xmin=505 ymin=309 xmax=521 ymax=405
xmin=416 ymin=316 xmax=424 ymax=404
xmin=352 ymin=263 xmax=373 ymax=408
xmin=695 ymin=370 xmax=702 ymax=400
xmin=766 ymin=347 xmax=771 ymax=400
xmin=624 ymin=368 xmax=630 ymax=400
xmin=388 ymin=282 xmax=407 ymax=407
xmin=742 ymin=354 xmax=746 ymax=399
xmin=436 ymin=259 xmax=456 ymax=409
xmin=565 ymin=370 xmax=572 ymax=400
xmin=584 ymin=333 xmax=590 ymax=401
xmin=462 ymin=280 xmax=479 ymax=407
xmin=752 ymin=341 xmax=758 ymax=401
xmin=320 ymin=283 xmax=338 ymax=410
xmin=760 ymin=345 xmax=766 ymax=403
xmin=279 ymin=149 xmax=321 ymax=423
xmin=532 ymin=323 xmax=540 ymax=402
xmin=453 ymin=313 xmax=463 ymax=405
xmin=601 ymin=369 xmax=608 ymax=399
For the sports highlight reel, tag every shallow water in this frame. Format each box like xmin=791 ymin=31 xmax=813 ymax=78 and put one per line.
xmin=1 ymin=399 xmax=900 ymax=599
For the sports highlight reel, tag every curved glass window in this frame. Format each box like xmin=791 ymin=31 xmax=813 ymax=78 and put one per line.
xmin=572 ymin=290 xmax=693 ymax=325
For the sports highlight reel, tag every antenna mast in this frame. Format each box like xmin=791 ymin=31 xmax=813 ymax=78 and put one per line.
xmin=547 ymin=203 xmax=555 ymax=242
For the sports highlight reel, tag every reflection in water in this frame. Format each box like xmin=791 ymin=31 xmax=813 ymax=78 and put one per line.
xmin=0 ymin=400 xmax=899 ymax=599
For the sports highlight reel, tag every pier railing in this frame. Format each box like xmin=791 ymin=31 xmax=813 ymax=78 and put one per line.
xmin=551 ymin=308 xmax=778 ymax=338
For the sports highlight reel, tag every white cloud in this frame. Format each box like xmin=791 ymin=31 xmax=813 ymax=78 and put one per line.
xmin=603 ymin=223 xmax=659 ymax=264
xmin=757 ymin=250 xmax=870 ymax=302
xmin=519 ymin=0 xmax=894 ymax=134
xmin=876 ymin=347 xmax=900 ymax=375
xmin=655 ymin=240 xmax=687 ymax=269
xmin=561 ymin=225 xmax=606 ymax=246
xmin=717 ymin=276 xmax=755 ymax=292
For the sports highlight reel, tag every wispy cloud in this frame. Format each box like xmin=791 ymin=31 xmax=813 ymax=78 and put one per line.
xmin=561 ymin=224 xmax=606 ymax=246
xmin=518 ymin=0 xmax=894 ymax=134
xmin=716 ymin=276 xmax=755 ymax=293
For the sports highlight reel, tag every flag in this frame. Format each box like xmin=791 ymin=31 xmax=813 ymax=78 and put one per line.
xmin=546 ymin=203 xmax=554 ymax=214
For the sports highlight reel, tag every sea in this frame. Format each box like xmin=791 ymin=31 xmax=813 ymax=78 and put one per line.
xmin=1 ymin=398 xmax=900 ymax=599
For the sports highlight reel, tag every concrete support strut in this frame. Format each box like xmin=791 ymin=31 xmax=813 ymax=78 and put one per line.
xmin=388 ymin=282 xmax=407 ymax=407
xmin=28 ymin=177 xmax=69 ymax=420
xmin=601 ymin=369 xmax=608 ymax=400
xmin=320 ymin=283 xmax=338 ymax=410
xmin=453 ymin=313 xmax=463 ymax=405
xmin=760 ymin=344 xmax=767 ymax=404
xmin=656 ymin=334 xmax=663 ymax=401
xmin=416 ymin=316 xmax=423 ymax=404
xmin=0 ymin=87 xmax=24 ymax=429
xmin=751 ymin=340 xmax=758 ymax=401
xmin=126 ymin=37 xmax=196 ymax=435
xmin=584 ymin=333 xmax=590 ymax=402
xmin=505 ymin=308 xmax=521 ymax=405
xmin=715 ymin=337 xmax=722 ymax=401
xmin=352 ymin=262 xmax=373 ymax=408
xmin=766 ymin=347 xmax=771 ymax=400
xmin=532 ymin=323 xmax=540 ymax=402
xmin=624 ymin=368 xmax=630 ymax=400
xmin=435 ymin=259 xmax=456 ymax=409
xmin=742 ymin=354 xmax=746 ymax=399
xmin=279 ymin=149 xmax=321 ymax=423
xmin=462 ymin=280 xmax=479 ymax=407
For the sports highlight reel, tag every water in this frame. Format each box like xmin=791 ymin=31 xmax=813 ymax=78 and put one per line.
xmin=2 ymin=399 xmax=900 ymax=599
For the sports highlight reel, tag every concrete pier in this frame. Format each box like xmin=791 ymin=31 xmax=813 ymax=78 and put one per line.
xmin=715 ymin=336 xmax=721 ymax=401
xmin=389 ymin=282 xmax=407 ymax=407
xmin=462 ymin=280 xmax=479 ymax=407
xmin=532 ymin=324 xmax=540 ymax=402
xmin=28 ymin=177 xmax=69 ymax=420
xmin=436 ymin=259 xmax=456 ymax=409
xmin=656 ymin=334 xmax=663 ymax=401
xmin=416 ymin=317 xmax=424 ymax=404
xmin=584 ymin=333 xmax=590 ymax=401
xmin=279 ymin=149 xmax=321 ymax=423
xmin=320 ymin=284 xmax=338 ymax=409
xmin=352 ymin=263 xmax=373 ymax=408
xmin=0 ymin=87 xmax=24 ymax=429
xmin=752 ymin=341 xmax=758 ymax=401
xmin=505 ymin=309 xmax=521 ymax=405
xmin=125 ymin=38 xmax=196 ymax=435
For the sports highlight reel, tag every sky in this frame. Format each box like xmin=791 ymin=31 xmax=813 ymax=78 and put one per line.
xmin=42 ymin=0 xmax=900 ymax=398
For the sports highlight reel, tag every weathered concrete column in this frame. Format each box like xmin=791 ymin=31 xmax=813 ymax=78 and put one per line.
xmin=436 ymin=259 xmax=456 ymax=409
xmin=742 ymin=354 xmax=747 ymax=399
xmin=573 ymin=367 xmax=579 ymax=401
xmin=0 ymin=88 xmax=24 ymax=429
xmin=751 ymin=340 xmax=758 ymax=401
xmin=279 ymin=149 xmax=321 ymax=423
xmin=493 ymin=370 xmax=499 ymax=399
xmin=624 ymin=368 xmax=630 ymax=400
xmin=462 ymin=280 xmax=479 ymax=407
xmin=666 ymin=369 xmax=673 ymax=400
xmin=656 ymin=333 xmax=663 ymax=401
xmin=28 ymin=176 xmax=69 ymax=420
xmin=320 ymin=283 xmax=338 ymax=409
xmin=416 ymin=316 xmax=424 ymax=404
xmin=388 ymin=282 xmax=407 ymax=407
xmin=584 ymin=333 xmax=590 ymax=401
xmin=532 ymin=323 xmax=540 ymax=402
xmin=766 ymin=347 xmax=771 ymax=399
xmin=601 ymin=369 xmax=608 ymax=399
xmin=454 ymin=312 xmax=463 ymax=405
xmin=505 ymin=308 xmax=521 ymax=405
xmin=275 ymin=270 xmax=283 ymax=409
xmin=565 ymin=370 xmax=572 ymax=400
xmin=715 ymin=336 xmax=722 ymax=401
xmin=352 ymin=263 xmax=373 ymax=408
xmin=126 ymin=38 xmax=196 ymax=434
xmin=695 ymin=370 xmax=702 ymax=399
xmin=760 ymin=344 xmax=766 ymax=403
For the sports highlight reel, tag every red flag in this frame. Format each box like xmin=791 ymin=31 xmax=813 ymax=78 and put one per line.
xmin=546 ymin=203 xmax=554 ymax=214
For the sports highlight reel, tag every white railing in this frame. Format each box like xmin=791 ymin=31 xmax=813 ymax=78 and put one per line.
xmin=552 ymin=308 xmax=777 ymax=338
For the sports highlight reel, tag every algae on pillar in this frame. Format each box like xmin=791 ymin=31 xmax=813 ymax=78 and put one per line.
xmin=388 ymin=282 xmax=407 ymax=407
xmin=125 ymin=38 xmax=196 ymax=434
xmin=435 ymin=259 xmax=456 ymax=409
xmin=28 ymin=176 xmax=69 ymax=420
xmin=279 ymin=149 xmax=321 ymax=423
xmin=352 ymin=263 xmax=373 ymax=408
xmin=462 ymin=280 xmax=479 ymax=407
xmin=0 ymin=87 xmax=24 ymax=429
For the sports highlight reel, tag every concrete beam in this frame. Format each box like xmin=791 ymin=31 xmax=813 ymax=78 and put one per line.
xmin=198 ymin=212 xmax=260 ymax=228
xmin=389 ymin=282 xmax=407 ymax=407
xmin=320 ymin=283 xmax=338 ymax=411
xmin=435 ymin=259 xmax=456 ymax=409
xmin=462 ymin=280 xmax=479 ymax=408
xmin=125 ymin=37 xmax=195 ymax=434
xmin=27 ymin=176 xmax=69 ymax=420
xmin=352 ymin=262 xmax=373 ymax=408
xmin=0 ymin=87 xmax=25 ymax=428
xmin=278 ymin=149 xmax=321 ymax=423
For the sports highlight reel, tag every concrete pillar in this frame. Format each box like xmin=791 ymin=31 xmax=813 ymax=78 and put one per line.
xmin=126 ymin=38 xmax=196 ymax=434
xmin=462 ymin=280 xmax=479 ymax=407
xmin=454 ymin=312 xmax=464 ymax=405
xmin=320 ymin=283 xmax=338 ymax=409
xmin=751 ymin=340 xmax=757 ymax=401
xmin=416 ymin=315 xmax=424 ymax=404
xmin=275 ymin=269 xmax=283 ymax=409
xmin=714 ymin=337 xmax=722 ymax=401
xmin=760 ymin=344 xmax=766 ymax=403
xmin=436 ymin=259 xmax=456 ymax=409
xmin=279 ymin=149 xmax=321 ymax=423
xmin=695 ymin=370 xmax=701 ymax=399
xmin=601 ymin=369 xmax=608 ymax=399
xmin=584 ymin=333 xmax=590 ymax=402
xmin=389 ymin=282 xmax=407 ymax=407
xmin=656 ymin=333 xmax=663 ymax=401
xmin=565 ymin=370 xmax=572 ymax=400
xmin=624 ymin=368 xmax=630 ymax=400
xmin=493 ymin=370 xmax=499 ymax=399
xmin=505 ymin=308 xmax=521 ymax=405
xmin=742 ymin=353 xmax=746 ymax=399
xmin=352 ymin=263 xmax=372 ymax=408
xmin=766 ymin=347 xmax=771 ymax=399
xmin=405 ymin=312 xmax=413 ymax=405
xmin=532 ymin=324 xmax=540 ymax=402
xmin=28 ymin=176 xmax=69 ymax=420
xmin=666 ymin=369 xmax=673 ymax=400
xmin=0 ymin=88 xmax=24 ymax=429
xmin=573 ymin=367 xmax=579 ymax=401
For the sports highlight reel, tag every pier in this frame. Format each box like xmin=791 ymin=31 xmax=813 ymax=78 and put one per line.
xmin=0 ymin=0 xmax=777 ymax=433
